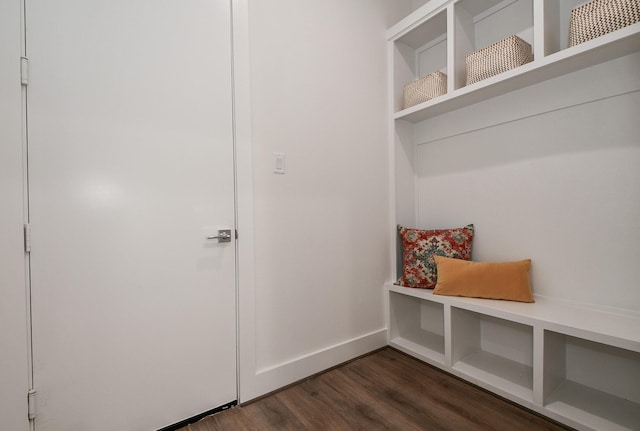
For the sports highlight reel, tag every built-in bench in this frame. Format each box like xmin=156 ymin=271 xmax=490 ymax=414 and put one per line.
xmin=386 ymin=283 xmax=640 ymax=431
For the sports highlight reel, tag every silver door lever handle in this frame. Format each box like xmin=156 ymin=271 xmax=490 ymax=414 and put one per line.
xmin=206 ymin=229 xmax=232 ymax=243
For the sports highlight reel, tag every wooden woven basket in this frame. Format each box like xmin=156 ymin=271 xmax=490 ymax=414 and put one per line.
xmin=569 ymin=0 xmax=640 ymax=47
xmin=465 ymin=35 xmax=533 ymax=86
xmin=403 ymin=71 xmax=447 ymax=109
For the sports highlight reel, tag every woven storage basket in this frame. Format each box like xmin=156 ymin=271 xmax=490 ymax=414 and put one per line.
xmin=465 ymin=35 xmax=533 ymax=86
xmin=569 ymin=0 xmax=640 ymax=47
xmin=403 ymin=71 xmax=447 ymax=109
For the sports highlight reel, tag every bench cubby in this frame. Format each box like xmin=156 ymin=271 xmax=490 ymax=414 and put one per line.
xmin=389 ymin=290 xmax=446 ymax=366
xmin=543 ymin=331 xmax=640 ymax=431
xmin=451 ymin=307 xmax=534 ymax=401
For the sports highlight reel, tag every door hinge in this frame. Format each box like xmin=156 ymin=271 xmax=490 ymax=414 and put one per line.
xmin=24 ymin=224 xmax=31 ymax=253
xmin=27 ymin=389 xmax=36 ymax=420
xmin=235 ymin=229 xmax=239 ymax=240
xmin=21 ymin=57 xmax=29 ymax=86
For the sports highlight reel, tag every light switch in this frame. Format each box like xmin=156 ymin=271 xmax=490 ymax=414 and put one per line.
xmin=273 ymin=152 xmax=285 ymax=174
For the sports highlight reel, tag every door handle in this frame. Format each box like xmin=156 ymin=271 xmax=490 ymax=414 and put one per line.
xmin=206 ymin=229 xmax=232 ymax=243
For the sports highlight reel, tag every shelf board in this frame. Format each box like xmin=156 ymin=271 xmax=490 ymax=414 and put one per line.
xmin=545 ymin=380 xmax=640 ymax=431
xmin=394 ymin=23 xmax=640 ymax=123
xmin=390 ymin=332 xmax=446 ymax=366
xmin=398 ymin=328 xmax=445 ymax=355
xmin=453 ymin=349 xmax=533 ymax=402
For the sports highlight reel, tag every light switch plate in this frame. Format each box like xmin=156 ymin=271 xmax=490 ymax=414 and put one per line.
xmin=273 ymin=152 xmax=285 ymax=174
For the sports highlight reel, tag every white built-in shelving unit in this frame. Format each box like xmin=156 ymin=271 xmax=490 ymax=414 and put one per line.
xmin=387 ymin=284 xmax=640 ymax=431
xmin=389 ymin=0 xmax=640 ymax=122
xmin=386 ymin=1 xmax=640 ymax=430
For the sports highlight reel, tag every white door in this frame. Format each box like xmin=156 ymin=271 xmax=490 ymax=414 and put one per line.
xmin=26 ymin=1 xmax=237 ymax=430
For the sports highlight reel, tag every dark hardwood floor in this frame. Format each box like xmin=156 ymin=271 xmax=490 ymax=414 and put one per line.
xmin=180 ymin=348 xmax=573 ymax=431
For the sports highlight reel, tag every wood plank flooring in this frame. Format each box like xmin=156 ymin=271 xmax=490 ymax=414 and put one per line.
xmin=180 ymin=348 xmax=573 ymax=431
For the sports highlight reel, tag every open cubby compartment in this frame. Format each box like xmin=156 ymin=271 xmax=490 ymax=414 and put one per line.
xmin=538 ymin=0 xmax=586 ymax=55
xmin=393 ymin=9 xmax=447 ymax=113
xmin=540 ymin=0 xmax=640 ymax=56
xmin=388 ymin=290 xmax=445 ymax=365
xmin=543 ymin=331 xmax=640 ymax=431
xmin=451 ymin=307 xmax=533 ymax=401
xmin=452 ymin=0 xmax=534 ymax=90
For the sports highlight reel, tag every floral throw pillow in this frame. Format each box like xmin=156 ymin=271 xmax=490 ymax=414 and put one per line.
xmin=396 ymin=224 xmax=474 ymax=289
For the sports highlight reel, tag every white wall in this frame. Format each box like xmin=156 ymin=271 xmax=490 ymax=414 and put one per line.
xmin=414 ymin=52 xmax=640 ymax=311
xmin=413 ymin=0 xmax=431 ymax=10
xmin=239 ymin=0 xmax=414 ymax=400
xmin=0 ymin=1 xmax=30 ymax=430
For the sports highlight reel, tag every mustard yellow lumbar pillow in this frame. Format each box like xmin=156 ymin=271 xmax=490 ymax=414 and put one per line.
xmin=433 ymin=256 xmax=534 ymax=303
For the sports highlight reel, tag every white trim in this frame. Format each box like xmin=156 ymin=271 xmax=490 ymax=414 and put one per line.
xmin=230 ymin=0 xmax=257 ymax=405
xmin=386 ymin=40 xmax=396 ymax=329
xmin=20 ymin=2 xmax=36 ymax=429
xmin=1 ymin=1 xmax=31 ymax=429
xmin=242 ymin=330 xmax=388 ymax=403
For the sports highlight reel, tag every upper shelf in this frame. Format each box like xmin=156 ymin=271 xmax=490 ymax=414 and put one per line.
xmin=394 ymin=23 xmax=640 ymax=123
xmin=389 ymin=0 xmax=640 ymax=123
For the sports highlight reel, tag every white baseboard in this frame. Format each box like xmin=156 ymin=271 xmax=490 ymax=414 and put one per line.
xmin=239 ymin=328 xmax=387 ymax=403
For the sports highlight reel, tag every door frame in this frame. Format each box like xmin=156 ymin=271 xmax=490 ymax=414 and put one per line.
xmin=230 ymin=0 xmax=258 ymax=405
xmin=19 ymin=0 xmax=255 ymax=425
xmin=1 ymin=0 xmax=31 ymax=430
xmin=8 ymin=0 xmax=260 ymax=422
